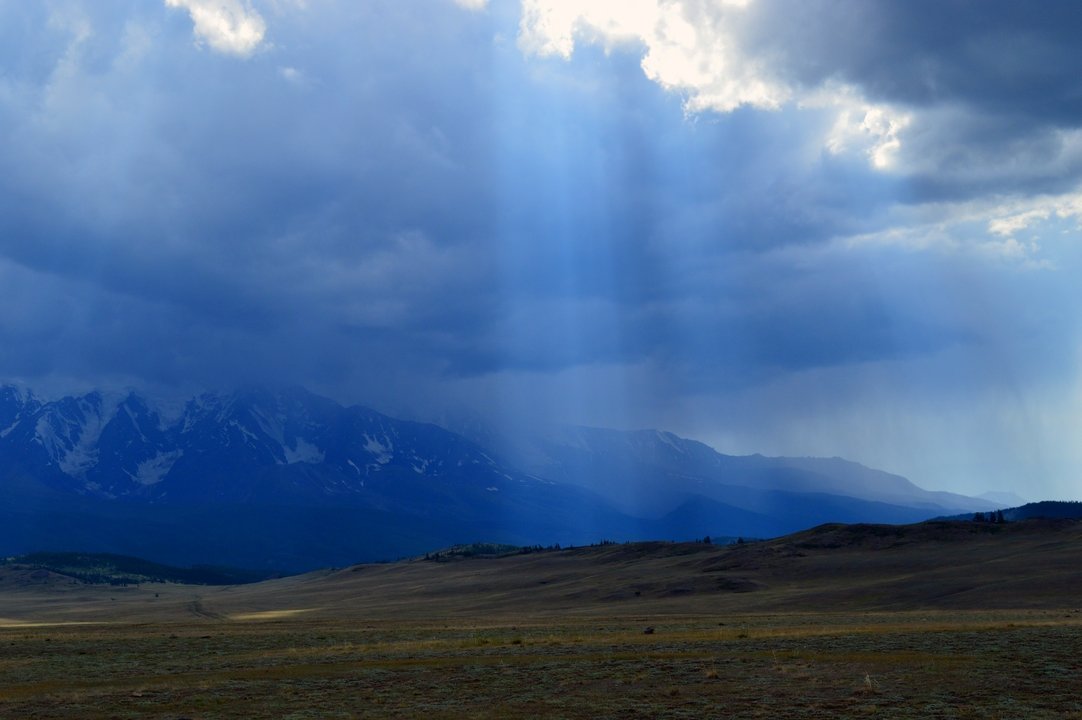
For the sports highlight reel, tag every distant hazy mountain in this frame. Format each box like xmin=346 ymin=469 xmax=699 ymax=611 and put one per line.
xmin=977 ymin=490 xmax=1029 ymax=507
xmin=451 ymin=422 xmax=996 ymax=519
xmin=0 ymin=385 xmax=996 ymax=571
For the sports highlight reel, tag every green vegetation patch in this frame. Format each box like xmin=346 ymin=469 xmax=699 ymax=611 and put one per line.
xmin=5 ymin=552 xmax=269 ymax=586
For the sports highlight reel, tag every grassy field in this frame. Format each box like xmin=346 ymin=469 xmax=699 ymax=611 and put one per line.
xmin=2 ymin=520 xmax=1081 ymax=718
xmin=3 ymin=611 xmax=1081 ymax=718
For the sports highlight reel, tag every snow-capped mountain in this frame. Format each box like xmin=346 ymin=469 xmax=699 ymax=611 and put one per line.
xmin=0 ymin=385 xmax=644 ymax=569
xmin=0 ymin=385 xmax=39 ymax=437
xmin=0 ymin=386 xmax=519 ymax=503
xmin=0 ymin=384 xmax=997 ymax=571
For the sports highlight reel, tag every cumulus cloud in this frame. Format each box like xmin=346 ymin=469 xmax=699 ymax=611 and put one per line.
xmin=516 ymin=0 xmax=915 ymax=172
xmin=164 ymin=0 xmax=266 ymax=57
xmin=988 ymin=209 xmax=1053 ymax=238
xmin=815 ymin=90 xmax=911 ymax=170
xmin=516 ymin=0 xmax=1082 ymax=190
xmin=519 ymin=0 xmax=786 ymax=112
xmin=984 ymin=191 xmax=1082 ymax=267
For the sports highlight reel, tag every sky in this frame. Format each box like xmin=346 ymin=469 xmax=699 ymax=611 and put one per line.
xmin=1 ymin=0 xmax=1081 ymax=500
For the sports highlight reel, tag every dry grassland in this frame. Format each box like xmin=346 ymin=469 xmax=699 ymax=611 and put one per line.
xmin=2 ymin=611 xmax=1081 ymax=718
xmin=1 ymin=520 xmax=1080 ymax=718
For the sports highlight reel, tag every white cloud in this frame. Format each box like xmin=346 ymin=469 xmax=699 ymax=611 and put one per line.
xmin=825 ymin=189 xmax=1082 ymax=269
xmin=988 ymin=194 xmax=1082 ymax=237
xmin=279 ymin=65 xmax=303 ymax=83
xmin=516 ymin=1 xmax=912 ymax=166
xmin=988 ymin=209 xmax=1052 ymax=238
xmin=816 ymin=90 xmax=912 ymax=171
xmin=519 ymin=0 xmax=785 ymax=112
xmin=451 ymin=0 xmax=489 ymax=10
xmin=519 ymin=0 xmax=658 ymax=58
xmin=164 ymin=0 xmax=266 ymax=57
xmin=642 ymin=0 xmax=785 ymax=113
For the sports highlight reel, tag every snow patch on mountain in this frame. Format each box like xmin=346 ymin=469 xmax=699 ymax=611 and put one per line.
xmin=363 ymin=435 xmax=393 ymax=464
xmin=119 ymin=402 xmax=150 ymax=444
xmin=180 ymin=396 xmax=215 ymax=433
xmin=284 ymin=437 xmax=324 ymax=464
xmin=35 ymin=394 xmax=123 ymax=477
xmin=134 ymin=450 xmax=183 ymax=486
xmin=0 ymin=419 xmax=20 ymax=438
xmin=230 ymin=420 xmax=260 ymax=445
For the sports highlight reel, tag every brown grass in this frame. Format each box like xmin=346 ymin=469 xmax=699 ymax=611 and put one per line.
xmin=0 ymin=519 xmax=1079 ymax=717
xmin=1 ymin=612 xmax=1080 ymax=718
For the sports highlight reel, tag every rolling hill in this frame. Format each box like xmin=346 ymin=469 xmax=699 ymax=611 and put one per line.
xmin=3 ymin=518 xmax=1080 ymax=626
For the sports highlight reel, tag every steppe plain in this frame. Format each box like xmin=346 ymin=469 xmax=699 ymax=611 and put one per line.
xmin=1 ymin=520 xmax=1080 ymax=719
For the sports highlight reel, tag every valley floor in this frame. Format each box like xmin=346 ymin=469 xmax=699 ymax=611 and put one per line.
xmin=3 ymin=521 xmax=1081 ymax=718
xmin=1 ymin=610 xmax=1081 ymax=718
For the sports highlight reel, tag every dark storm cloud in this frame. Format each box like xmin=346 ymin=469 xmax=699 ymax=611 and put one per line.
xmin=0 ymin=1 xmax=513 ymax=393
xmin=741 ymin=0 xmax=1082 ymax=198
xmin=0 ymin=0 xmax=1047 ymax=395
xmin=754 ymin=0 xmax=1082 ymax=120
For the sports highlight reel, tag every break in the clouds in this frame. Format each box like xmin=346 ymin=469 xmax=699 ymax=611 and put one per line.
xmin=1 ymin=0 xmax=1081 ymax=500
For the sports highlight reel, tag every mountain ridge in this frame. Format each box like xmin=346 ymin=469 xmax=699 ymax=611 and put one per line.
xmin=0 ymin=384 xmax=996 ymax=571
xmin=448 ymin=420 xmax=995 ymax=519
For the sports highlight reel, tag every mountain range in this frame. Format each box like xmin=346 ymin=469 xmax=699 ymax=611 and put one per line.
xmin=0 ymin=385 xmax=998 ymax=571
